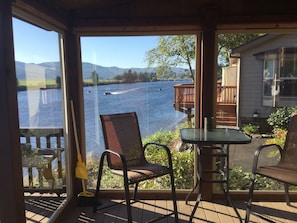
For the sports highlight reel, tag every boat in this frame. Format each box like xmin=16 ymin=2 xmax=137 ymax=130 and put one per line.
xmin=104 ymin=91 xmax=111 ymax=95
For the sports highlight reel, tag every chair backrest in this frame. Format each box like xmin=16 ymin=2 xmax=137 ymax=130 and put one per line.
xmin=278 ymin=114 xmax=297 ymax=170
xmin=100 ymin=112 xmax=146 ymax=169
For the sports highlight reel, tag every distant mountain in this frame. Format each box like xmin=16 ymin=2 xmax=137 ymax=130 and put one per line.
xmin=15 ymin=61 xmax=189 ymax=80
xmin=81 ymin=62 xmax=159 ymax=79
xmin=15 ymin=61 xmax=61 ymax=80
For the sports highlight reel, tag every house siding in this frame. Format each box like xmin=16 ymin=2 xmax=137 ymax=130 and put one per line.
xmin=238 ymin=34 xmax=297 ymax=122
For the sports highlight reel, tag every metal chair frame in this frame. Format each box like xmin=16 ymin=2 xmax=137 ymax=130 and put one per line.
xmin=245 ymin=114 xmax=297 ymax=223
xmin=93 ymin=112 xmax=179 ymax=223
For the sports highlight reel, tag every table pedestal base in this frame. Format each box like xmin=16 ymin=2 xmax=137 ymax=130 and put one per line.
xmin=186 ymin=145 xmax=242 ymax=223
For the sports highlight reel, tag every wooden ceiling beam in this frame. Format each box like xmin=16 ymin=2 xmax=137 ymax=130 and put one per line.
xmin=217 ymin=15 xmax=297 ymax=32
xmin=72 ymin=16 xmax=201 ymax=35
xmin=13 ymin=0 xmax=68 ymax=32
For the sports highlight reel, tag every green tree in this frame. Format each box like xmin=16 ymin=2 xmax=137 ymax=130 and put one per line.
xmin=55 ymin=76 xmax=61 ymax=88
xmin=145 ymin=34 xmax=262 ymax=81
xmin=91 ymin=70 xmax=98 ymax=85
xmin=123 ymin=69 xmax=138 ymax=83
xmin=138 ymin=72 xmax=150 ymax=82
xmin=218 ymin=33 xmax=262 ymax=65
xmin=145 ymin=35 xmax=196 ymax=81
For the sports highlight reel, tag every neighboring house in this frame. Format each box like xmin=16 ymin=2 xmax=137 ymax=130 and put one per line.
xmin=225 ymin=34 xmax=297 ymax=131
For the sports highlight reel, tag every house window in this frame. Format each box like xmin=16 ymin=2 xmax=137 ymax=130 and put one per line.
xmin=263 ymin=59 xmax=275 ymax=97
xmin=279 ymin=59 xmax=297 ymax=96
xmin=262 ymin=48 xmax=297 ymax=106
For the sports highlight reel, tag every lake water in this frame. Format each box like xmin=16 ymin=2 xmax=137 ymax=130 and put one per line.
xmin=18 ymin=80 xmax=190 ymax=154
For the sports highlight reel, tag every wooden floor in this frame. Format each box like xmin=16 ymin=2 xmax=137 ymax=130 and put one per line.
xmin=25 ymin=195 xmax=297 ymax=223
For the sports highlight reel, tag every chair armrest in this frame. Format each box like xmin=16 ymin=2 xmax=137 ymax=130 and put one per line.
xmin=144 ymin=142 xmax=170 ymax=152
xmin=251 ymin=144 xmax=282 ymax=173
xmin=101 ymin=149 xmax=128 ymax=174
xmin=143 ymin=142 xmax=173 ymax=168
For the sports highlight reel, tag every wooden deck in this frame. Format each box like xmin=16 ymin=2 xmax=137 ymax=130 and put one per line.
xmin=173 ymin=84 xmax=238 ymax=126
xmin=25 ymin=194 xmax=297 ymax=222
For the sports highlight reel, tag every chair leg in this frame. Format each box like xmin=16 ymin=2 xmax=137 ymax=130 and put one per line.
xmin=245 ymin=173 xmax=256 ymax=223
xmin=93 ymin=154 xmax=105 ymax=212
xmin=132 ymin=182 xmax=139 ymax=200
xmin=170 ymin=170 xmax=179 ymax=223
xmin=123 ymin=172 xmax=133 ymax=223
xmin=284 ymin=183 xmax=290 ymax=206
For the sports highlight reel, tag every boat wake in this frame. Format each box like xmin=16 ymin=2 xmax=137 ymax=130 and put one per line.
xmin=107 ymin=87 xmax=142 ymax=95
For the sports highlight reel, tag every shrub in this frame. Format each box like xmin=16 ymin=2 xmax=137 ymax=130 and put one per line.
xmin=143 ymin=129 xmax=194 ymax=189
xmin=87 ymin=125 xmax=194 ymax=190
xmin=267 ymin=106 xmax=297 ymax=130
xmin=242 ymin=124 xmax=259 ymax=135
xmin=261 ymin=128 xmax=285 ymax=159
xmin=229 ymin=166 xmax=282 ymax=190
xmin=229 ymin=166 xmax=251 ymax=190
xmin=265 ymin=128 xmax=287 ymax=149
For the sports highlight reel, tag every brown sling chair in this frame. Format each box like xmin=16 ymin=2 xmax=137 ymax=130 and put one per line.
xmin=245 ymin=114 xmax=297 ymax=223
xmin=93 ymin=112 xmax=179 ymax=223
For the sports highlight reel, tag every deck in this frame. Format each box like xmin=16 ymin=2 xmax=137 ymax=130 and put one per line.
xmin=25 ymin=194 xmax=297 ymax=222
xmin=174 ymin=84 xmax=237 ymax=126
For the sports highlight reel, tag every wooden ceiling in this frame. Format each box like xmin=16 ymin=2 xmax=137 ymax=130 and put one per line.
xmin=18 ymin=0 xmax=297 ymax=17
xmin=13 ymin=0 xmax=297 ymax=33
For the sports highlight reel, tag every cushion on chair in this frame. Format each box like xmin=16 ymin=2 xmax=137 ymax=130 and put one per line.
xmin=110 ymin=163 xmax=170 ymax=184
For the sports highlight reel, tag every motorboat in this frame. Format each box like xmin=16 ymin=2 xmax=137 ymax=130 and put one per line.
xmin=104 ymin=91 xmax=111 ymax=95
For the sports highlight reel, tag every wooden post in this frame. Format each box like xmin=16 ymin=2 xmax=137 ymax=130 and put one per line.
xmin=0 ymin=0 xmax=26 ymax=222
xmin=199 ymin=5 xmax=218 ymax=201
xmin=63 ymin=27 xmax=86 ymax=197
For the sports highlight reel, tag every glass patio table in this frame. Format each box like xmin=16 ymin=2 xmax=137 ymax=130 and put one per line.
xmin=180 ymin=128 xmax=251 ymax=222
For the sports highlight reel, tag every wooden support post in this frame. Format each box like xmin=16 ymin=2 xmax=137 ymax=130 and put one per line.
xmin=0 ymin=0 xmax=26 ymax=222
xmin=198 ymin=6 xmax=218 ymax=201
xmin=63 ymin=27 xmax=86 ymax=197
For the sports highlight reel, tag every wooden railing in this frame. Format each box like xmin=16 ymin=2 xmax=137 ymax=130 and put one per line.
xmin=217 ymin=85 xmax=237 ymax=104
xmin=20 ymin=128 xmax=65 ymax=196
xmin=174 ymin=83 xmax=237 ymax=126
xmin=174 ymin=83 xmax=237 ymax=109
xmin=173 ymin=83 xmax=194 ymax=113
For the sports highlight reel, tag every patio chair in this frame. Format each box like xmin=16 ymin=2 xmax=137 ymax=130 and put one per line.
xmin=245 ymin=114 xmax=297 ymax=223
xmin=93 ymin=112 xmax=179 ymax=223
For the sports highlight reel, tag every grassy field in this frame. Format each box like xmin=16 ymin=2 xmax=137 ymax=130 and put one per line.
xmin=18 ymin=79 xmax=58 ymax=88
xmin=18 ymin=79 xmax=121 ymax=89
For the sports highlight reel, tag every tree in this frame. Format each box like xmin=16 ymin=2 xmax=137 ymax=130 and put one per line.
xmin=145 ymin=35 xmax=196 ymax=81
xmin=55 ymin=76 xmax=61 ymax=88
xmin=91 ymin=70 xmax=98 ymax=85
xmin=145 ymin=34 xmax=262 ymax=81
xmin=218 ymin=33 xmax=262 ymax=66
xmin=122 ymin=69 xmax=138 ymax=83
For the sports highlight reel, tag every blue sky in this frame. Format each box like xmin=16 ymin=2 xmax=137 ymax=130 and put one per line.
xmin=12 ymin=18 xmax=159 ymax=68
xmin=81 ymin=36 xmax=158 ymax=68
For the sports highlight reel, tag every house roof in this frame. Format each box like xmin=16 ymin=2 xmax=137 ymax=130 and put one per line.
xmin=230 ymin=34 xmax=297 ymax=58
xmin=232 ymin=35 xmax=273 ymax=51
xmin=230 ymin=34 xmax=283 ymax=58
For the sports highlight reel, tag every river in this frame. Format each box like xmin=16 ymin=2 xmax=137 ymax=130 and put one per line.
xmin=18 ymin=80 xmax=190 ymax=154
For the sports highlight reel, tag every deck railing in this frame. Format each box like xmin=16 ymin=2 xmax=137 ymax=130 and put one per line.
xmin=20 ymin=128 xmax=65 ymax=196
xmin=217 ymin=85 xmax=237 ymax=104
xmin=174 ymin=83 xmax=237 ymax=126
xmin=173 ymin=83 xmax=194 ymax=113
xmin=174 ymin=83 xmax=237 ymax=110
